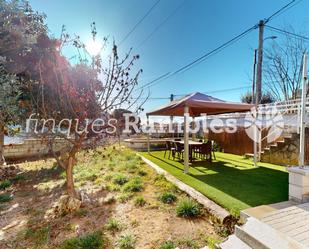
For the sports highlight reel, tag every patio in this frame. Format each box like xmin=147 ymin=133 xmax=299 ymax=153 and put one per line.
xmin=140 ymin=150 xmax=288 ymax=214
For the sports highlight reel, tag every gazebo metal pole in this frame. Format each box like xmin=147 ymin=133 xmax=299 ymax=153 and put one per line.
xmin=147 ymin=115 xmax=150 ymax=154
xmin=184 ymin=106 xmax=189 ymax=173
xmin=299 ymin=53 xmax=307 ymax=168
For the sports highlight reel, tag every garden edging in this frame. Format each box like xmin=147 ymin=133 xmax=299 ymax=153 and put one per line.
xmin=138 ymin=154 xmax=231 ymax=223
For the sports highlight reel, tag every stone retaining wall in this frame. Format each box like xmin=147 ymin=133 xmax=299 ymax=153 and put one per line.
xmin=4 ymin=138 xmax=71 ymax=161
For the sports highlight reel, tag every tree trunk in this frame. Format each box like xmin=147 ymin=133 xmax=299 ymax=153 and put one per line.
xmin=65 ymin=156 xmax=77 ymax=198
xmin=0 ymin=123 xmax=4 ymax=166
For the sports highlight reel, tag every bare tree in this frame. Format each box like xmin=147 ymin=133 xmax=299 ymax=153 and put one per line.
xmin=263 ymin=26 xmax=307 ymax=101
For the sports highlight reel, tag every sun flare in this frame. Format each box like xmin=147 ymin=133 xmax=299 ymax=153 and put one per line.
xmin=86 ymin=39 xmax=102 ymax=56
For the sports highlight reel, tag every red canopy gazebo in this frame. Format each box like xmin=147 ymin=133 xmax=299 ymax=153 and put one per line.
xmin=146 ymin=92 xmax=253 ymax=173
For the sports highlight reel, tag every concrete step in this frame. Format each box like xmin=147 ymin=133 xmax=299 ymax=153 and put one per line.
xmin=235 ymin=217 xmax=306 ymax=249
xmin=218 ymin=235 xmax=252 ymax=249
xmin=303 ymin=194 xmax=309 ymax=203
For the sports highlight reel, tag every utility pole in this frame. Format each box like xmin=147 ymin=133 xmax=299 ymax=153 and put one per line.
xmin=256 ymin=20 xmax=264 ymax=105
xmin=252 ymin=49 xmax=257 ymax=104
xmin=299 ymin=53 xmax=307 ymax=168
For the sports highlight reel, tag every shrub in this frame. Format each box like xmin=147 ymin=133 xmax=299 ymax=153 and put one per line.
xmin=154 ymin=175 xmax=177 ymax=192
xmin=116 ymin=234 xmax=135 ymax=249
xmin=113 ymin=174 xmax=129 ymax=186
xmin=25 ymin=226 xmax=50 ymax=246
xmin=123 ymin=178 xmax=143 ymax=192
xmin=74 ymin=208 xmax=88 ymax=217
xmin=106 ymin=183 xmax=121 ymax=192
xmin=159 ymin=192 xmax=177 ymax=204
xmin=0 ymin=193 xmax=12 ymax=203
xmin=134 ymin=196 xmax=146 ymax=207
xmin=105 ymin=218 xmax=121 ymax=233
xmin=176 ymin=198 xmax=201 ymax=218
xmin=61 ymin=231 xmax=104 ymax=249
xmin=177 ymin=237 xmax=198 ymax=248
xmin=204 ymin=236 xmax=221 ymax=249
xmin=117 ymin=193 xmax=133 ymax=203
xmin=137 ymin=169 xmax=147 ymax=176
xmin=160 ymin=241 xmax=176 ymax=249
xmin=11 ymin=174 xmax=26 ymax=182
xmin=0 ymin=180 xmax=12 ymax=190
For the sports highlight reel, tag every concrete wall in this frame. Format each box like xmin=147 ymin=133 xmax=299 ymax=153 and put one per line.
xmin=4 ymin=138 xmax=71 ymax=161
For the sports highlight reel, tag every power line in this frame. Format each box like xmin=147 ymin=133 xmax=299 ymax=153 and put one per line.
xmin=174 ymin=85 xmax=252 ymax=97
xmin=265 ymin=25 xmax=309 ymax=41
xmin=119 ymin=0 xmax=161 ymax=46
xmin=137 ymin=26 xmax=256 ymax=91
xmin=135 ymin=72 xmax=171 ymax=91
xmin=264 ymin=0 xmax=302 ymax=23
xmin=137 ymin=0 xmax=187 ymax=49
xmin=137 ymin=0 xmax=301 ymax=92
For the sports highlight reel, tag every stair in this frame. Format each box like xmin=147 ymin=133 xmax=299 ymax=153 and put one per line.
xmin=245 ymin=133 xmax=299 ymax=166
xmin=215 ymin=217 xmax=306 ymax=249
xmin=218 ymin=235 xmax=251 ymax=249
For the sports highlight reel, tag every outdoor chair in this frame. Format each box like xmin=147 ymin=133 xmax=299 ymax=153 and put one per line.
xmin=198 ymin=141 xmax=212 ymax=162
xmin=174 ymin=142 xmax=184 ymax=159
xmin=164 ymin=141 xmax=175 ymax=159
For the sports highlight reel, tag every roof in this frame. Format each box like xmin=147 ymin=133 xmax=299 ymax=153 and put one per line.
xmin=146 ymin=92 xmax=253 ymax=117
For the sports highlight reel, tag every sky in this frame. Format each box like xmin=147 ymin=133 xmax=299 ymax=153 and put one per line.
xmin=29 ymin=0 xmax=309 ymax=119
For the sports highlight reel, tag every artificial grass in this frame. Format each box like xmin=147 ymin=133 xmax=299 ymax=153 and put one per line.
xmin=140 ymin=151 xmax=288 ymax=214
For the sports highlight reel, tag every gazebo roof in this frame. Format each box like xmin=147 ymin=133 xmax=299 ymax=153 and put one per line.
xmin=146 ymin=92 xmax=253 ymax=117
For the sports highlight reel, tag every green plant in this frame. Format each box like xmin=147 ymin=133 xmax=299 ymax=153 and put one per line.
xmin=61 ymin=231 xmax=104 ymax=249
xmin=105 ymin=218 xmax=122 ymax=233
xmin=116 ymin=234 xmax=135 ymax=249
xmin=117 ymin=193 xmax=133 ymax=203
xmin=160 ymin=241 xmax=176 ymax=249
xmin=11 ymin=174 xmax=26 ymax=182
xmin=123 ymin=178 xmax=143 ymax=192
xmin=106 ymin=183 xmax=121 ymax=192
xmin=134 ymin=196 xmax=146 ymax=207
xmin=113 ymin=174 xmax=129 ymax=186
xmin=137 ymin=169 xmax=147 ymax=176
xmin=204 ymin=236 xmax=221 ymax=249
xmin=176 ymin=198 xmax=201 ymax=218
xmin=74 ymin=208 xmax=88 ymax=217
xmin=159 ymin=192 xmax=177 ymax=204
xmin=0 ymin=193 xmax=12 ymax=203
xmin=25 ymin=226 xmax=50 ymax=246
xmin=154 ymin=175 xmax=177 ymax=192
xmin=177 ymin=237 xmax=198 ymax=248
xmin=0 ymin=180 xmax=12 ymax=190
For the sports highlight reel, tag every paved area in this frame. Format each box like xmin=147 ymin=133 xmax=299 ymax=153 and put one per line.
xmin=261 ymin=202 xmax=309 ymax=247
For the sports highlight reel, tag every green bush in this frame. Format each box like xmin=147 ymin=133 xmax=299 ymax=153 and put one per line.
xmin=0 ymin=193 xmax=12 ymax=203
xmin=176 ymin=198 xmax=201 ymax=218
xmin=61 ymin=231 xmax=104 ymax=249
xmin=117 ymin=193 xmax=133 ymax=203
xmin=160 ymin=241 xmax=176 ymax=249
xmin=116 ymin=234 xmax=135 ymax=249
xmin=113 ymin=174 xmax=129 ymax=186
xmin=134 ymin=196 xmax=146 ymax=207
xmin=123 ymin=178 xmax=143 ymax=192
xmin=11 ymin=174 xmax=26 ymax=182
xmin=159 ymin=192 xmax=177 ymax=204
xmin=25 ymin=226 xmax=50 ymax=246
xmin=137 ymin=169 xmax=147 ymax=176
xmin=0 ymin=180 xmax=12 ymax=190
xmin=105 ymin=218 xmax=121 ymax=233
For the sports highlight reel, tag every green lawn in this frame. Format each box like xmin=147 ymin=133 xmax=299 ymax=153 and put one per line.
xmin=140 ymin=151 xmax=288 ymax=214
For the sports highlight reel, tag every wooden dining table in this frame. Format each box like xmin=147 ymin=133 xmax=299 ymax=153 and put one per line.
xmin=175 ymin=140 xmax=203 ymax=162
